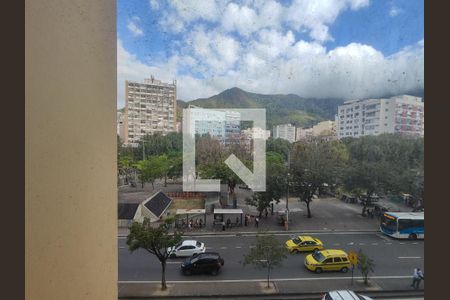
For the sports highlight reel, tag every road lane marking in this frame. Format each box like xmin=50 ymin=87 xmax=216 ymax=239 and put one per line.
xmin=119 ymin=246 xmax=125 ymax=249
xmin=371 ymin=243 xmax=378 ymax=245
xmin=119 ymin=275 xmax=413 ymax=284
xmin=220 ymin=247 xmax=227 ymax=249
xmin=118 ymin=231 xmax=381 ymax=239
xmin=347 ymin=242 xmax=354 ymax=245
xmin=377 ymin=234 xmax=392 ymax=242
xmin=249 ymin=246 xmax=256 ymax=248
xmin=398 ymin=256 xmax=422 ymax=259
xmin=386 ymin=243 xmax=392 ymax=245
xmin=400 ymin=242 xmax=406 ymax=245
xmin=235 ymin=246 xmax=242 ymax=249
xmin=359 ymin=243 xmax=365 ymax=245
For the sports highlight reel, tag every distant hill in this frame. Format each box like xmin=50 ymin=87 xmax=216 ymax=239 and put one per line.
xmin=177 ymin=87 xmax=345 ymax=128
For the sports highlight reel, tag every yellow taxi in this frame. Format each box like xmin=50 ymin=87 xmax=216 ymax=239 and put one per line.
xmin=304 ymin=249 xmax=351 ymax=273
xmin=285 ymin=236 xmax=324 ymax=253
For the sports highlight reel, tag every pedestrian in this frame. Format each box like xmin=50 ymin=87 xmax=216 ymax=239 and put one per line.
xmin=199 ymin=218 xmax=203 ymax=228
xmin=222 ymin=221 xmax=226 ymax=231
xmin=226 ymin=218 xmax=232 ymax=229
xmin=411 ymin=268 xmax=424 ymax=289
xmin=265 ymin=209 xmax=268 ymax=218
xmin=255 ymin=217 xmax=259 ymax=228
xmin=244 ymin=214 xmax=248 ymax=226
xmin=236 ymin=217 xmax=240 ymax=227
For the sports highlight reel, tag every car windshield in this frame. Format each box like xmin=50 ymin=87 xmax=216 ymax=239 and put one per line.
xmin=312 ymin=251 xmax=326 ymax=262
xmin=196 ymin=241 xmax=202 ymax=247
xmin=292 ymin=237 xmax=302 ymax=244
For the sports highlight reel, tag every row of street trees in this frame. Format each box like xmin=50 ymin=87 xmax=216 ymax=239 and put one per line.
xmin=119 ymin=133 xmax=424 ymax=217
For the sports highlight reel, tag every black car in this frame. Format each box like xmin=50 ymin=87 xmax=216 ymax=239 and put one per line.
xmin=181 ymin=252 xmax=224 ymax=275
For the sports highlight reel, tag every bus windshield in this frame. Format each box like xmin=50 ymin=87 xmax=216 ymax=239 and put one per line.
xmin=381 ymin=214 xmax=397 ymax=231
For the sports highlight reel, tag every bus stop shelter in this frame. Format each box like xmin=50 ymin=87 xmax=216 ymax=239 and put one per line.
xmin=175 ymin=209 xmax=206 ymax=228
xmin=213 ymin=208 xmax=243 ymax=227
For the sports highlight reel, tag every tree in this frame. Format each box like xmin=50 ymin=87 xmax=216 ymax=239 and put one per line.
xmin=342 ymin=134 xmax=424 ymax=215
xmin=134 ymin=156 xmax=168 ymax=189
xmin=245 ymin=152 xmax=287 ymax=217
xmin=357 ymin=249 xmax=375 ymax=285
xmin=243 ymin=233 xmax=287 ymax=288
xmin=126 ymin=217 xmax=182 ymax=290
xmin=291 ymin=139 xmax=348 ymax=218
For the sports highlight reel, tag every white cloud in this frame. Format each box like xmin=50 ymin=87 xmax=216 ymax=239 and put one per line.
xmin=187 ymin=26 xmax=241 ymax=74
xmin=389 ymin=5 xmax=402 ymax=17
xmin=149 ymin=0 xmax=159 ymax=10
xmin=127 ymin=17 xmax=144 ymax=37
xmin=285 ymin=0 xmax=370 ymax=42
xmin=117 ymin=0 xmax=423 ymax=106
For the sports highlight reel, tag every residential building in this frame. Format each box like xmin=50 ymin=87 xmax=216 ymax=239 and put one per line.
xmin=336 ymin=95 xmax=424 ymax=139
xmin=117 ymin=110 xmax=125 ymax=142
xmin=183 ymin=105 xmax=241 ymax=144
xmin=296 ymin=127 xmax=313 ymax=141
xmin=240 ymin=127 xmax=271 ymax=151
xmin=124 ymin=77 xmax=177 ymax=146
xmin=312 ymin=120 xmax=336 ymax=137
xmin=273 ymin=124 xmax=296 ymax=143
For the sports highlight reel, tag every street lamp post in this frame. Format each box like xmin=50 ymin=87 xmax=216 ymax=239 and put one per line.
xmin=286 ymin=151 xmax=290 ymax=231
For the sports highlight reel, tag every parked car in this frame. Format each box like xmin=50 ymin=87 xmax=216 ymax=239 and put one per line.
xmin=285 ymin=235 xmax=324 ymax=253
xmin=167 ymin=240 xmax=206 ymax=258
xmin=304 ymin=249 xmax=351 ymax=273
xmin=181 ymin=252 xmax=224 ymax=275
xmin=322 ymin=290 xmax=373 ymax=300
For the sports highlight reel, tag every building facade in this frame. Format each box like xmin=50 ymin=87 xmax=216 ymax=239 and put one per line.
xmin=117 ymin=110 xmax=125 ymax=142
xmin=124 ymin=77 xmax=177 ymax=146
xmin=183 ymin=105 xmax=241 ymax=144
xmin=336 ymin=95 xmax=424 ymax=139
xmin=273 ymin=124 xmax=296 ymax=143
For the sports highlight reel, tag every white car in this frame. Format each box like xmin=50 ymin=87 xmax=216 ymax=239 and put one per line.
xmin=167 ymin=240 xmax=206 ymax=258
xmin=322 ymin=290 xmax=373 ymax=300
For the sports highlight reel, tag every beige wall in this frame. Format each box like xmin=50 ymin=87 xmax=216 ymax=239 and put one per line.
xmin=26 ymin=1 xmax=117 ymax=299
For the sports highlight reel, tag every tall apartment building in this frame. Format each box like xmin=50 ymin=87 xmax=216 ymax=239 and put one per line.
xmin=240 ymin=127 xmax=271 ymax=152
xmin=183 ymin=105 xmax=241 ymax=144
xmin=117 ymin=111 xmax=125 ymax=142
xmin=336 ymin=95 xmax=424 ymax=139
xmin=273 ymin=124 xmax=296 ymax=143
xmin=124 ymin=77 xmax=177 ymax=146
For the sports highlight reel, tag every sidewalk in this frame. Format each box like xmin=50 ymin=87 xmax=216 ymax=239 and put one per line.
xmin=118 ymin=277 xmax=424 ymax=298
xmin=118 ymin=198 xmax=381 ymax=237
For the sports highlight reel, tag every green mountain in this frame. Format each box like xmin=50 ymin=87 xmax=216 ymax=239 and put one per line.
xmin=177 ymin=87 xmax=344 ymax=128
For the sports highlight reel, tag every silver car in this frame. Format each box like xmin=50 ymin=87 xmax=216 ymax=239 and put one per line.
xmin=167 ymin=240 xmax=206 ymax=258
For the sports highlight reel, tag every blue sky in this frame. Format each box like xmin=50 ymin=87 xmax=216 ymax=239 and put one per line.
xmin=117 ymin=0 xmax=424 ymax=107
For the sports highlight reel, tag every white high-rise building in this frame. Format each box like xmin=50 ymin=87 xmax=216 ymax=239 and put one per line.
xmin=273 ymin=124 xmax=296 ymax=143
xmin=336 ymin=95 xmax=424 ymax=139
xmin=124 ymin=77 xmax=177 ymax=146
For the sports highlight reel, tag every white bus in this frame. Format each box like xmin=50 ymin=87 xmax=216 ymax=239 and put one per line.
xmin=380 ymin=212 xmax=424 ymax=240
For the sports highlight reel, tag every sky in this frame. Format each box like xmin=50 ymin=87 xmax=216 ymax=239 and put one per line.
xmin=117 ymin=0 xmax=424 ymax=108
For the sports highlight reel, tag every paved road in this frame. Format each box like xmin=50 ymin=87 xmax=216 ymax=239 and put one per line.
xmin=118 ymin=232 xmax=424 ymax=282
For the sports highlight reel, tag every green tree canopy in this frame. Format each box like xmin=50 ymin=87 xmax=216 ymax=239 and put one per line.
xmin=126 ymin=218 xmax=183 ymax=290
xmin=243 ymin=233 xmax=287 ymax=288
xmin=291 ymin=139 xmax=348 ymax=218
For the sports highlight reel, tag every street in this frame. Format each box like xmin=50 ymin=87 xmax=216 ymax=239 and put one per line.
xmin=118 ymin=231 xmax=424 ymax=282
